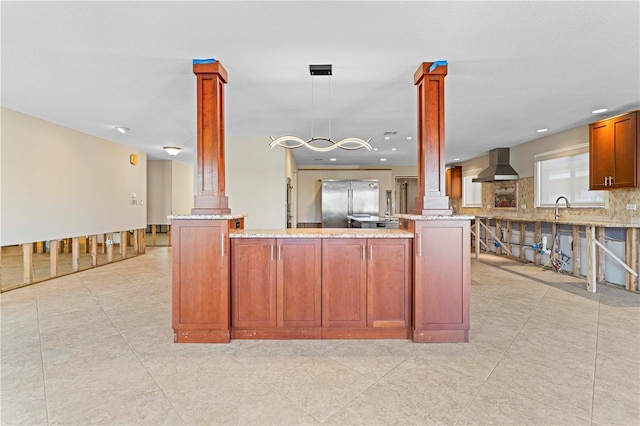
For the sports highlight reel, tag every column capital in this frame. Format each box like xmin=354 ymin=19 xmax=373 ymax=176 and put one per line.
xmin=414 ymin=61 xmax=448 ymax=85
xmin=193 ymin=61 xmax=228 ymax=83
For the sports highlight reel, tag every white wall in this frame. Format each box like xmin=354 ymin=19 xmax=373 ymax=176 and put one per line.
xmin=285 ymin=149 xmax=298 ymax=227
xmin=1 ymin=107 xmax=146 ymax=245
xmin=171 ymin=161 xmax=194 ymax=215
xmin=460 ymin=125 xmax=589 ymax=178
xmin=147 ymin=160 xmax=172 ymax=224
xmin=227 ymin=136 xmax=286 ymax=229
xmin=511 ymin=126 xmax=589 ymax=177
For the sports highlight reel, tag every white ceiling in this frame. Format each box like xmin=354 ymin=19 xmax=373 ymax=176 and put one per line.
xmin=2 ymin=1 xmax=639 ymax=167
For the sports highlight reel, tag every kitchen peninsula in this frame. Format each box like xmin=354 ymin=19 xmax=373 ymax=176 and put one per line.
xmin=171 ymin=60 xmax=472 ymax=344
xmin=171 ymin=214 xmax=472 ymax=344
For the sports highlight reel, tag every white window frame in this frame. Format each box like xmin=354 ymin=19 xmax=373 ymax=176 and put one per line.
xmin=534 ymin=143 xmax=608 ymax=208
xmin=462 ymin=168 xmax=483 ymax=207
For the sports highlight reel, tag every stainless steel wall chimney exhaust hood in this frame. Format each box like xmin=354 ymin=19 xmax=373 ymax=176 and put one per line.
xmin=472 ymin=148 xmax=519 ymax=182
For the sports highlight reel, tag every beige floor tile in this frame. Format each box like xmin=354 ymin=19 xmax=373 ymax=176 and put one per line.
xmin=507 ymin=327 xmax=596 ymax=379
xmin=3 ymin=249 xmax=640 ymax=426
xmin=379 ymin=356 xmax=481 ymax=421
xmin=486 ymin=352 xmax=593 ymax=419
xmin=267 ymin=356 xmax=375 ymax=422
xmin=468 ymin=319 xmax=521 ymax=352
xmin=413 ymin=341 xmax=504 ymax=382
xmin=324 ymin=339 xmax=419 ymax=380
xmin=459 ymin=382 xmax=591 ymax=425
xmin=189 ymin=381 xmax=319 ymax=425
xmin=592 ymin=381 xmax=640 ymax=426
xmin=229 ymin=340 xmax=323 ymax=382
xmin=517 ymin=316 xmax=598 ymax=350
xmin=325 ymin=382 xmax=444 ymax=425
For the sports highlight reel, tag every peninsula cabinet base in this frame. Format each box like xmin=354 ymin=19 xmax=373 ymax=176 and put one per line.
xmin=174 ymin=330 xmax=230 ymax=343
xmin=231 ymin=327 xmax=410 ymax=340
xmin=412 ymin=329 xmax=469 ymax=343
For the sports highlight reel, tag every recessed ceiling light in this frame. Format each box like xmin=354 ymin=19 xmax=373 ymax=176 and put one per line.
xmin=115 ymin=126 xmax=130 ymax=134
xmin=329 ymin=158 xmax=336 ymax=162
xmin=373 ymin=148 xmax=379 ymax=151
xmin=391 ymin=148 xmax=397 ymax=151
xmin=453 ymin=158 xmax=460 ymax=161
xmin=384 ymin=136 xmax=391 ymax=140
xmin=380 ymin=158 xmax=387 ymax=162
xmin=406 ymin=136 xmax=413 ymax=140
xmin=591 ymin=108 xmax=608 ymax=114
xmin=536 ymin=128 xmax=549 ymax=133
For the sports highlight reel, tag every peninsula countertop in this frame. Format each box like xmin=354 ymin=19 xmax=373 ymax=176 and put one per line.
xmin=230 ymin=228 xmax=414 ymax=239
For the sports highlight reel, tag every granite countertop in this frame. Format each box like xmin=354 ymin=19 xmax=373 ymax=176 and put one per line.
xmin=230 ymin=228 xmax=414 ymax=239
xmin=395 ymin=214 xmax=475 ymax=221
xmin=169 ymin=214 xmax=248 ymax=220
xmin=474 ymin=215 xmax=639 ymax=228
xmin=348 ymin=215 xmax=399 ymax=223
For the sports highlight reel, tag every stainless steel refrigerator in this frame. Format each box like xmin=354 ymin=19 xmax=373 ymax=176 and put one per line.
xmin=321 ymin=179 xmax=379 ymax=228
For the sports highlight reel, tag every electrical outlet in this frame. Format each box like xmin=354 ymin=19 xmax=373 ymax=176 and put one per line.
xmin=626 ymin=204 xmax=637 ymax=210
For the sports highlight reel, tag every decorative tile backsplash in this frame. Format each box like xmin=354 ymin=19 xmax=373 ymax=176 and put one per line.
xmin=452 ymin=177 xmax=640 ymax=225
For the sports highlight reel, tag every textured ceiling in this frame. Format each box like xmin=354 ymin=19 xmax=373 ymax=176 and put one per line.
xmin=2 ymin=1 xmax=639 ymax=167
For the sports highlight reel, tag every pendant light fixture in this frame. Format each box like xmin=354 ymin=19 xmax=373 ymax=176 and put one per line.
xmin=270 ymin=64 xmax=372 ymax=152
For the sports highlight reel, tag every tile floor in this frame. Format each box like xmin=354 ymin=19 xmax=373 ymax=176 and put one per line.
xmin=1 ymin=248 xmax=639 ymax=425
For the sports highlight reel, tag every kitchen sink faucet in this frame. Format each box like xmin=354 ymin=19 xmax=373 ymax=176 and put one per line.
xmin=554 ymin=196 xmax=571 ymax=221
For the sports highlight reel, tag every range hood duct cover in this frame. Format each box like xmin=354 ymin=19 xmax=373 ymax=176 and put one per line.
xmin=472 ymin=148 xmax=519 ymax=182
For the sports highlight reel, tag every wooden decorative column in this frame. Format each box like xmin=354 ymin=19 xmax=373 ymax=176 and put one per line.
xmin=413 ymin=62 xmax=451 ymax=215
xmin=192 ymin=61 xmax=230 ymax=214
xmin=408 ymin=62 xmax=471 ymax=343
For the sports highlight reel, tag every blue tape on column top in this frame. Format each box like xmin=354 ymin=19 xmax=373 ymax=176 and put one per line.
xmin=192 ymin=58 xmax=217 ymax=65
xmin=429 ymin=60 xmax=447 ymax=72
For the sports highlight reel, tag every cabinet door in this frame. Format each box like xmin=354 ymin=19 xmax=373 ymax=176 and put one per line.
xmin=413 ymin=221 xmax=470 ymax=340
xmin=172 ymin=219 xmax=230 ymax=341
xmin=367 ymin=239 xmax=411 ymax=328
xmin=589 ymin=121 xmax=613 ymax=190
xmin=322 ymin=239 xmax=367 ymax=328
xmin=611 ymin=112 xmax=638 ymax=188
xmin=278 ymin=239 xmax=322 ymax=327
xmin=231 ymin=238 xmax=276 ymax=328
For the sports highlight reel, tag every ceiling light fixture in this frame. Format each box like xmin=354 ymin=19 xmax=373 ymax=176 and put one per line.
xmin=115 ymin=126 xmax=130 ymax=134
xmin=330 ymin=158 xmax=337 ymax=162
xmin=380 ymin=158 xmax=387 ymax=162
xmin=163 ymin=146 xmax=183 ymax=156
xmin=591 ymin=108 xmax=608 ymax=114
xmin=406 ymin=136 xmax=413 ymax=140
xmin=391 ymin=148 xmax=397 ymax=151
xmin=270 ymin=64 xmax=372 ymax=152
xmin=536 ymin=128 xmax=549 ymax=133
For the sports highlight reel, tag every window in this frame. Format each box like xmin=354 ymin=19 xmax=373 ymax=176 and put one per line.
xmin=462 ymin=169 xmax=483 ymax=207
xmin=535 ymin=144 xmax=607 ymax=208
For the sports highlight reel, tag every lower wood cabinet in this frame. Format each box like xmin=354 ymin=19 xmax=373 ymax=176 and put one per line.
xmin=171 ymin=219 xmax=231 ymax=343
xmin=412 ymin=220 xmax=470 ymax=343
xmin=322 ymin=238 xmax=411 ymax=338
xmin=231 ymin=237 xmax=411 ymax=339
xmin=231 ymin=238 xmax=321 ymax=338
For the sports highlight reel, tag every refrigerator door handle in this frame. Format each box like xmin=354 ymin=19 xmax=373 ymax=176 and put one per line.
xmin=348 ymin=189 xmax=352 ymax=215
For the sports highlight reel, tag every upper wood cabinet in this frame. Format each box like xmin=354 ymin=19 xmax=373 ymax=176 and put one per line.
xmin=589 ymin=110 xmax=639 ymax=190
xmin=445 ymin=166 xmax=462 ymax=199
